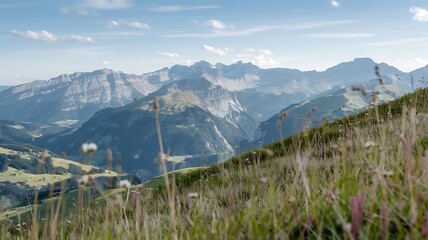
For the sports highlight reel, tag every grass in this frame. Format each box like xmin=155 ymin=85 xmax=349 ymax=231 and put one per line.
xmin=1 ymin=87 xmax=427 ymax=239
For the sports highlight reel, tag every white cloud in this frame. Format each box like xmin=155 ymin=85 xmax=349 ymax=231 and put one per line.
xmin=149 ymin=5 xmax=218 ymax=12
xmin=10 ymin=30 xmax=57 ymax=42
xmin=166 ymin=27 xmax=268 ymax=38
xmin=156 ymin=51 xmax=181 ymax=58
xmin=409 ymin=6 xmax=428 ymax=22
xmin=331 ymin=0 xmax=341 ymax=8
xmin=309 ymin=33 xmax=375 ymax=39
xmin=245 ymin=48 xmax=273 ymax=55
xmin=108 ymin=20 xmax=120 ymax=27
xmin=236 ymin=51 xmax=280 ymax=68
xmin=60 ymin=7 xmax=96 ymax=15
xmin=205 ymin=19 xmax=227 ymax=30
xmin=365 ymin=37 xmax=428 ymax=46
xmin=10 ymin=30 xmax=95 ymax=43
xmin=165 ymin=20 xmax=355 ymax=39
xmin=392 ymin=58 xmax=428 ymax=72
xmin=108 ymin=20 xmax=150 ymax=30
xmin=129 ymin=21 xmax=150 ymax=30
xmin=82 ymin=0 xmax=132 ymax=9
xmin=103 ymin=60 xmax=110 ymax=65
xmin=203 ymin=45 xmax=227 ymax=56
xmin=69 ymin=35 xmax=95 ymax=43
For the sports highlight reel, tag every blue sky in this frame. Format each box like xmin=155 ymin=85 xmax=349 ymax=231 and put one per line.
xmin=1 ymin=0 xmax=428 ymax=85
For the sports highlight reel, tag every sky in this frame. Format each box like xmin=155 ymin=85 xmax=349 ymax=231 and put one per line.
xmin=1 ymin=0 xmax=428 ymax=85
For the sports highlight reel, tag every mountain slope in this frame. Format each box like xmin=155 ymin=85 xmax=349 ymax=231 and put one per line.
xmin=0 ymin=86 xmax=10 ymax=93
xmin=254 ymin=76 xmax=408 ymax=144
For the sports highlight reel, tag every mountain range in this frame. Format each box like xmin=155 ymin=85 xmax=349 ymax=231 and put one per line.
xmin=0 ymin=57 xmax=426 ymax=180
xmin=36 ymin=78 xmax=256 ymax=179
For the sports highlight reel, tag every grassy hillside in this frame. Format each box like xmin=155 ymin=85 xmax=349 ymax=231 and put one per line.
xmin=1 ymin=87 xmax=427 ymax=239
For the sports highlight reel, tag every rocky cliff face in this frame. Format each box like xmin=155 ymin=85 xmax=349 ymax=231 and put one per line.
xmin=0 ymin=68 xmax=168 ymax=124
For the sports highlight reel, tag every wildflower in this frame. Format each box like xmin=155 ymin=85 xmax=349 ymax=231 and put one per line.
xmin=82 ymin=143 xmax=98 ymax=154
xmin=383 ymin=169 xmax=394 ymax=177
xmin=188 ymin=192 xmax=198 ymax=198
xmin=364 ymin=141 xmax=376 ymax=148
xmin=77 ymin=175 xmax=91 ymax=185
xmin=259 ymin=177 xmax=268 ymax=183
xmin=119 ymin=179 xmax=131 ymax=188
xmin=350 ymin=193 xmax=365 ymax=239
xmin=371 ymin=91 xmax=379 ymax=104
xmin=422 ymin=215 xmax=428 ymax=237
xmin=307 ymin=107 xmax=317 ymax=118
xmin=321 ymin=115 xmax=327 ymax=125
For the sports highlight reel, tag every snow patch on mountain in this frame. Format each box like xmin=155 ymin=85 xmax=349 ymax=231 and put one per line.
xmin=208 ymin=118 xmax=234 ymax=153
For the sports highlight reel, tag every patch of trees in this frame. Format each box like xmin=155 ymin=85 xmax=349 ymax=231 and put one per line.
xmin=0 ymin=155 xmax=8 ymax=172
xmin=0 ymin=144 xmax=31 ymax=153
xmin=0 ymin=154 xmax=67 ymax=174
xmin=69 ymin=164 xmax=87 ymax=175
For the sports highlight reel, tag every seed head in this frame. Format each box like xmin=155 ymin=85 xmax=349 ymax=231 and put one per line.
xmin=119 ymin=179 xmax=131 ymax=189
xmin=78 ymin=175 xmax=91 ymax=185
xmin=321 ymin=115 xmax=327 ymax=125
xmin=82 ymin=143 xmax=97 ymax=154
xmin=153 ymin=96 xmax=159 ymax=110
xmin=364 ymin=141 xmax=376 ymax=148
xmin=307 ymin=107 xmax=317 ymax=118
xmin=188 ymin=192 xmax=198 ymax=198
xmin=370 ymin=91 xmax=379 ymax=105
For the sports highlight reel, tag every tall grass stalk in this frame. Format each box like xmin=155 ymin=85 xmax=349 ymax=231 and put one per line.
xmin=153 ymin=96 xmax=178 ymax=240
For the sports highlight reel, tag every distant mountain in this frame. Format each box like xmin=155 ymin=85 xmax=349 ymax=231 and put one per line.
xmin=0 ymin=68 xmax=169 ymax=124
xmin=253 ymin=76 xmax=408 ymax=144
xmin=0 ymin=58 xmax=407 ymax=126
xmin=165 ymin=58 xmax=404 ymax=120
xmin=0 ymin=86 xmax=10 ymax=92
xmin=37 ymin=78 xmax=256 ymax=180
xmin=407 ymin=65 xmax=428 ymax=89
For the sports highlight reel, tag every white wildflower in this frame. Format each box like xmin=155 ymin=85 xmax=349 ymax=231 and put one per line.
xmin=119 ymin=179 xmax=131 ymax=188
xmin=364 ymin=141 xmax=376 ymax=148
xmin=383 ymin=169 xmax=394 ymax=177
xmin=77 ymin=175 xmax=90 ymax=185
xmin=82 ymin=143 xmax=98 ymax=154
xmin=188 ymin=192 xmax=198 ymax=198
xmin=259 ymin=176 xmax=268 ymax=183
xmin=344 ymin=223 xmax=352 ymax=232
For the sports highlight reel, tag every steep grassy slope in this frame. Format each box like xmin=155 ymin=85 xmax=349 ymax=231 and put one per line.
xmin=1 ymin=87 xmax=427 ymax=239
